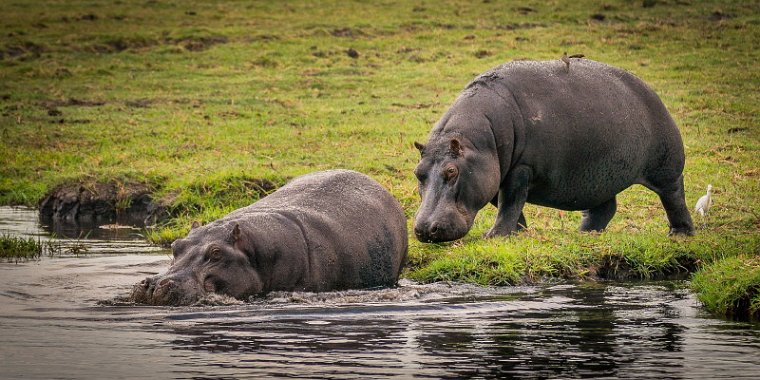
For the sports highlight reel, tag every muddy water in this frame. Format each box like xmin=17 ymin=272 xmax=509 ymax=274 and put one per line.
xmin=1 ymin=207 xmax=759 ymax=379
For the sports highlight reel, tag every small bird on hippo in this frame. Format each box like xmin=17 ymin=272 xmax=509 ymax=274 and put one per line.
xmin=561 ymin=52 xmax=585 ymax=72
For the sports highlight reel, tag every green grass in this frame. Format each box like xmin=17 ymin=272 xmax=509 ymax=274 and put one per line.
xmin=1 ymin=0 xmax=758 ymax=317
xmin=0 ymin=234 xmax=44 ymax=261
xmin=692 ymin=255 xmax=760 ymax=320
xmin=407 ymin=227 xmax=760 ymax=284
xmin=0 ymin=234 xmax=89 ymax=260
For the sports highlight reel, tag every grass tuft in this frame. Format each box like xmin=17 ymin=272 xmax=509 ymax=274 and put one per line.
xmin=0 ymin=234 xmax=91 ymax=261
xmin=692 ymin=255 xmax=760 ymax=321
xmin=0 ymin=234 xmax=43 ymax=261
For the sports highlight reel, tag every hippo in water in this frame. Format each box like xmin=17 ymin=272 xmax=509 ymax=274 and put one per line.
xmin=413 ymin=58 xmax=694 ymax=242
xmin=131 ymin=170 xmax=408 ymax=306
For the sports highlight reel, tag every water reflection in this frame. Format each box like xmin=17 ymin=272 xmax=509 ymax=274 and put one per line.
xmin=40 ymin=214 xmax=147 ymax=241
xmin=1 ymin=255 xmax=759 ymax=379
xmin=1 ymin=208 xmax=759 ymax=379
xmin=155 ymin=284 xmax=759 ymax=379
xmin=0 ymin=206 xmax=162 ymax=254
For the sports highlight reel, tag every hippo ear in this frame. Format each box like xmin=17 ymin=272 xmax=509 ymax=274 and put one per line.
xmin=413 ymin=141 xmax=426 ymax=156
xmin=228 ymin=223 xmax=241 ymax=244
xmin=191 ymin=221 xmax=201 ymax=230
xmin=449 ymin=138 xmax=463 ymax=157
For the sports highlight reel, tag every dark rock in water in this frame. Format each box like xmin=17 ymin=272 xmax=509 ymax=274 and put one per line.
xmin=39 ymin=182 xmax=166 ymax=227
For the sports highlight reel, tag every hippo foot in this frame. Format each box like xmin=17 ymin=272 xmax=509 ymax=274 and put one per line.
xmin=668 ymin=226 xmax=695 ymax=237
xmin=484 ymin=216 xmax=526 ymax=239
xmin=484 ymin=226 xmax=515 ymax=239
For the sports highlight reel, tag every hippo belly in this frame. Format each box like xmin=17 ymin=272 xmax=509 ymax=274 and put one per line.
xmin=131 ymin=170 xmax=408 ymax=306
xmin=524 ymin=121 xmax=652 ymax=210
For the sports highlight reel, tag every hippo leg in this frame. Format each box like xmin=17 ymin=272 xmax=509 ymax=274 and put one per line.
xmin=645 ymin=175 xmax=695 ymax=236
xmin=486 ymin=166 xmax=531 ymax=238
xmin=516 ymin=212 xmax=527 ymax=231
xmin=579 ymin=197 xmax=617 ymax=232
xmin=490 ymin=196 xmax=527 ymax=231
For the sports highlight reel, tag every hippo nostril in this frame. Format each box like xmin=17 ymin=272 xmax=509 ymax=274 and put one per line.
xmin=430 ymin=223 xmax=439 ymax=235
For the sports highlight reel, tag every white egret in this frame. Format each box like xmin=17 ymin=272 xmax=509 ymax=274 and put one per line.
xmin=695 ymin=184 xmax=713 ymax=228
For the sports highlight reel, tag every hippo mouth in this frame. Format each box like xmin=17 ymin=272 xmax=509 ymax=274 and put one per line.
xmin=414 ymin=224 xmax=468 ymax=243
xmin=414 ymin=205 xmax=474 ymax=243
xmin=130 ymin=276 xmax=204 ymax=306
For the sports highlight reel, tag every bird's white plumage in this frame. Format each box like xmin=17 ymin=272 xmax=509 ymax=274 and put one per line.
xmin=695 ymin=184 xmax=713 ymax=217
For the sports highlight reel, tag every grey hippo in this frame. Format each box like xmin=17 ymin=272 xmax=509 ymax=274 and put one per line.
xmin=413 ymin=58 xmax=694 ymax=242
xmin=132 ymin=169 xmax=408 ymax=306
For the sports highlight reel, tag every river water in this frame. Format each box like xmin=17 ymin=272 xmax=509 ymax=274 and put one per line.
xmin=0 ymin=207 xmax=758 ymax=379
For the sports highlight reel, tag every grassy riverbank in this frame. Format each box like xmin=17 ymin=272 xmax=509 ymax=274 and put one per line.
xmin=692 ymin=255 xmax=760 ymax=320
xmin=1 ymin=1 xmax=758 ymax=317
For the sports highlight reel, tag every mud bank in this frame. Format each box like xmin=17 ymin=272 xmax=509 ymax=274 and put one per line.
xmin=38 ymin=182 xmax=169 ymax=227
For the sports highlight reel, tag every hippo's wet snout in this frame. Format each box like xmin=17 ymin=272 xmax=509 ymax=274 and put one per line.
xmin=129 ymin=276 xmax=156 ymax=304
xmin=151 ymin=278 xmax=177 ymax=303
xmin=414 ymin=221 xmax=441 ymax=242
xmin=130 ymin=275 xmax=197 ymax=306
xmin=141 ymin=277 xmax=158 ymax=294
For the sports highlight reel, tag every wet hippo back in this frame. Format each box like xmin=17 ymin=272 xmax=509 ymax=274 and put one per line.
xmin=240 ymin=169 xmax=408 ymax=290
xmin=131 ymin=169 xmax=408 ymax=305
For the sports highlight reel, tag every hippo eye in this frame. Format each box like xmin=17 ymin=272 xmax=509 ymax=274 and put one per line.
xmin=414 ymin=168 xmax=427 ymax=183
xmin=205 ymin=247 xmax=223 ymax=263
xmin=444 ymin=165 xmax=458 ymax=181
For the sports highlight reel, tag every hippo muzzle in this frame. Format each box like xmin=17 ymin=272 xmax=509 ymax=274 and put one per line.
xmin=132 ymin=273 xmax=204 ymax=306
xmin=414 ymin=209 xmax=471 ymax=243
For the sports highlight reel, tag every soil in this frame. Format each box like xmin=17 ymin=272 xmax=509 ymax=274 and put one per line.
xmin=38 ymin=182 xmax=168 ymax=227
xmin=174 ymin=35 xmax=228 ymax=52
xmin=1 ymin=41 xmax=46 ymax=61
xmin=38 ymin=177 xmax=282 ymax=229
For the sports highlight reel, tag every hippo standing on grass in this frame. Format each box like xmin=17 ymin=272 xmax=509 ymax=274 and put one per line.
xmin=413 ymin=59 xmax=694 ymax=242
xmin=131 ymin=170 xmax=407 ymax=306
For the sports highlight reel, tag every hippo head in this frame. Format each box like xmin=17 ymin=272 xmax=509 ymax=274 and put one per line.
xmin=131 ymin=223 xmax=261 ymax=306
xmin=413 ymin=134 xmax=500 ymax=242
